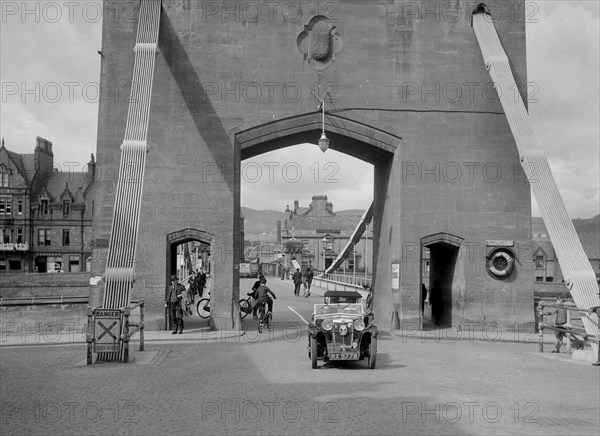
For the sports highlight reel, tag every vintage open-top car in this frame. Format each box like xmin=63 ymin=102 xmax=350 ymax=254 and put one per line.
xmin=307 ymin=290 xmax=378 ymax=369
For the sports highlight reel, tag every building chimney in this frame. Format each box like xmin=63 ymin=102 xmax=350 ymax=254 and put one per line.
xmin=276 ymin=220 xmax=282 ymax=243
xmin=87 ymin=153 xmax=96 ymax=181
xmin=34 ymin=136 xmax=54 ymax=174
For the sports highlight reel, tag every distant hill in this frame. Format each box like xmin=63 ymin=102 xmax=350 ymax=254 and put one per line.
xmin=243 ymin=208 xmax=600 ymax=253
xmin=241 ymin=207 xmax=287 ymax=239
xmin=533 ymin=215 xmax=599 ymax=258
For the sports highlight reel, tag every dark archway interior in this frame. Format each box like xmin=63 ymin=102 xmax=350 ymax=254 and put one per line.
xmin=164 ymin=229 xmax=214 ymax=330
xmin=427 ymin=242 xmax=460 ymax=328
xmin=168 ymin=240 xmax=210 ymax=280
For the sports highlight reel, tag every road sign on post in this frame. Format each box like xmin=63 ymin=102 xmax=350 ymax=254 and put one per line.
xmin=94 ymin=309 xmax=122 ymax=353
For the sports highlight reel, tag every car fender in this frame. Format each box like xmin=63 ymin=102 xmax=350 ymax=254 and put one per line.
xmin=308 ymin=323 xmax=321 ymax=339
xmin=364 ymin=324 xmax=378 ymax=339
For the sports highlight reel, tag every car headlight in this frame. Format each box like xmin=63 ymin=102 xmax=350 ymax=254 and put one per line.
xmin=354 ymin=319 xmax=365 ymax=331
xmin=322 ymin=319 xmax=333 ymax=331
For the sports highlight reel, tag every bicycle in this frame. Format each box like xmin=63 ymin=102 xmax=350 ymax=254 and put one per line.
xmin=239 ymin=293 xmax=255 ymax=320
xmin=196 ymin=293 xmax=255 ymax=320
xmin=196 ymin=296 xmax=211 ymax=319
xmin=257 ymin=299 xmax=273 ymax=333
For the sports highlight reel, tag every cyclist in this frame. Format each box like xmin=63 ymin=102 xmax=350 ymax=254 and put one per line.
xmin=251 ymin=275 xmax=265 ymax=295
xmin=252 ymin=276 xmax=276 ymax=318
xmin=247 ymin=274 xmax=265 ymax=318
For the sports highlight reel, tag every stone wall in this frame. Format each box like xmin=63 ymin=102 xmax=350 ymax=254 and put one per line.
xmin=0 ymin=272 xmax=90 ymax=298
xmin=0 ymin=304 xmax=88 ymax=342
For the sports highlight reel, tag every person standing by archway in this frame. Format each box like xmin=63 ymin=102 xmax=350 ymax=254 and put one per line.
xmin=166 ymin=275 xmax=185 ymax=334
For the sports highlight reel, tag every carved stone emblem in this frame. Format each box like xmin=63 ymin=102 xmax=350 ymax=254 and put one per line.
xmin=297 ymin=16 xmax=343 ymax=70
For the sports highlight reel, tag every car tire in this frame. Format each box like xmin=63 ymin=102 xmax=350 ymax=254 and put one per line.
xmin=368 ymin=337 xmax=377 ymax=369
xmin=310 ymin=337 xmax=318 ymax=369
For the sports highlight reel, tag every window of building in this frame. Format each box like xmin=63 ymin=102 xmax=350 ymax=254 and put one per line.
xmin=40 ymin=199 xmax=49 ymax=216
xmin=47 ymin=256 xmax=62 ymax=273
xmin=545 ymin=260 xmax=555 ymax=279
xmin=0 ymin=259 xmax=5 ymax=271
xmin=0 ymin=197 xmax=11 ymax=216
xmin=63 ymin=229 xmax=70 ymax=246
xmin=536 ymin=277 xmax=543 ymax=282
xmin=1 ymin=228 xmax=10 ymax=243
xmin=17 ymin=199 xmax=23 ymax=215
xmin=0 ymin=170 xmax=8 ymax=187
xmin=62 ymin=199 xmax=70 ymax=215
xmin=535 ymin=255 xmax=544 ymax=269
xmin=16 ymin=228 xmax=23 ymax=244
xmin=9 ymin=260 xmax=21 ymax=271
xmin=69 ymin=255 xmax=80 ymax=272
xmin=545 ymin=277 xmax=554 ymax=282
xmin=38 ymin=229 xmax=51 ymax=246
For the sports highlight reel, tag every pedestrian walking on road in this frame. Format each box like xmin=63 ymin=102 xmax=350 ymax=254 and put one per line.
xmin=541 ymin=296 xmax=569 ymax=353
xmin=196 ymin=267 xmax=207 ymax=297
xmin=166 ymin=275 xmax=185 ymax=334
xmin=301 ymin=266 xmax=309 ymax=297
xmin=292 ymin=268 xmax=302 ymax=296
xmin=306 ymin=267 xmax=314 ymax=297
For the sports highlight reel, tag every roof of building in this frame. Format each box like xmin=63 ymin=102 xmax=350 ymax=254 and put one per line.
xmin=4 ymin=148 xmax=28 ymax=181
xmin=21 ymin=154 xmax=36 ymax=181
xmin=42 ymin=171 xmax=91 ymax=204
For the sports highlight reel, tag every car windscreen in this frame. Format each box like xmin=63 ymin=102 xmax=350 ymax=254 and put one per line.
xmin=314 ymin=304 xmax=362 ymax=316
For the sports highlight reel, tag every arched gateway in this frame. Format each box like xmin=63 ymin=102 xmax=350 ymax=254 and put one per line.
xmin=91 ymin=0 xmax=535 ymax=332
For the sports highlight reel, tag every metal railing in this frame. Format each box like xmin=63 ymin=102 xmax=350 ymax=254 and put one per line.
xmin=319 ymin=273 xmax=372 ymax=289
xmin=538 ymin=303 xmax=599 ymax=364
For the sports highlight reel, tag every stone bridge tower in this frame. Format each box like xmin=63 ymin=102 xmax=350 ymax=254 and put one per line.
xmin=91 ymin=0 xmax=534 ymax=331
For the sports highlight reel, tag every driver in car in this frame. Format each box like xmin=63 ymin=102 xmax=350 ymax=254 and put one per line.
xmin=252 ymin=276 xmax=277 ymax=318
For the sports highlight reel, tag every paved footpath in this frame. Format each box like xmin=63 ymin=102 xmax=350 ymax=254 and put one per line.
xmin=1 ymin=279 xmax=599 ymax=435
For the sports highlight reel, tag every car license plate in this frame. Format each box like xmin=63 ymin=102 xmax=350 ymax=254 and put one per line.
xmin=329 ymin=352 xmax=359 ymax=360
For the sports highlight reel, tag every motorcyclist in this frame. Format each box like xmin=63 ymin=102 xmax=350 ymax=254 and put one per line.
xmin=252 ymin=276 xmax=276 ymax=318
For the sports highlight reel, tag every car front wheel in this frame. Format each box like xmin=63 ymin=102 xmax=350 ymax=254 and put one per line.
xmin=310 ymin=337 xmax=318 ymax=369
xmin=368 ymin=337 xmax=377 ymax=369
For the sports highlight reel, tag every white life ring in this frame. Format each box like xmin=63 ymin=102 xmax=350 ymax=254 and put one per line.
xmin=488 ymin=250 xmax=515 ymax=278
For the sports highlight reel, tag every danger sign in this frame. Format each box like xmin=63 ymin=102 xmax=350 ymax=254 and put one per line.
xmin=94 ymin=310 xmax=121 ymax=353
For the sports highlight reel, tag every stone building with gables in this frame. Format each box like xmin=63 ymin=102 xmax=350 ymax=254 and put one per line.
xmin=281 ymin=195 xmax=373 ymax=273
xmin=0 ymin=137 xmax=95 ymax=273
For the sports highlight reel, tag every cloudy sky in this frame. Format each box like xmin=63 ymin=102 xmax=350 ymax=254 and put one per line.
xmin=1 ymin=1 xmax=598 ymax=218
